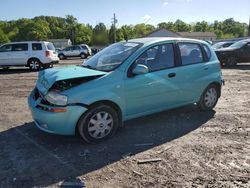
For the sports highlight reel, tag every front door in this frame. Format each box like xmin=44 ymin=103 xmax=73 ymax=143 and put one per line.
xmin=0 ymin=44 xmax=12 ymax=66
xmin=124 ymin=43 xmax=181 ymax=118
xmin=11 ymin=43 xmax=29 ymax=65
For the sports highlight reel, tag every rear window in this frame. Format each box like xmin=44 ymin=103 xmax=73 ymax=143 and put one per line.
xmin=12 ymin=43 xmax=28 ymax=51
xmin=32 ymin=43 xmax=42 ymax=51
xmin=178 ymin=43 xmax=203 ymax=65
xmin=47 ymin=43 xmax=55 ymax=51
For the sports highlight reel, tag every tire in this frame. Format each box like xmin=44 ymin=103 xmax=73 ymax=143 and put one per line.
xmin=28 ymin=58 xmax=41 ymax=71
xmin=77 ymin=104 xmax=119 ymax=143
xmin=58 ymin=54 xmax=65 ymax=60
xmin=198 ymin=84 xmax=219 ymax=111
xmin=226 ymin=56 xmax=237 ymax=67
xmin=80 ymin=53 xmax=86 ymax=59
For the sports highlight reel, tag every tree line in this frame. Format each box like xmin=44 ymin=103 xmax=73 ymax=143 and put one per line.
xmin=0 ymin=15 xmax=248 ymax=46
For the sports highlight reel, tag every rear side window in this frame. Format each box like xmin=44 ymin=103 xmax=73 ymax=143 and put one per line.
xmin=178 ymin=43 xmax=203 ymax=65
xmin=72 ymin=46 xmax=81 ymax=50
xmin=47 ymin=43 xmax=55 ymax=51
xmin=202 ymin=44 xmax=211 ymax=60
xmin=32 ymin=43 xmax=42 ymax=51
xmin=12 ymin=43 xmax=28 ymax=51
xmin=135 ymin=43 xmax=175 ymax=72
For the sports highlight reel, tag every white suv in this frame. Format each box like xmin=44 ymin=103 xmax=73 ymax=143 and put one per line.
xmin=0 ymin=41 xmax=59 ymax=70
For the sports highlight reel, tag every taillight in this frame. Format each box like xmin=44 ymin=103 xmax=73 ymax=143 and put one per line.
xmin=45 ymin=51 xmax=50 ymax=57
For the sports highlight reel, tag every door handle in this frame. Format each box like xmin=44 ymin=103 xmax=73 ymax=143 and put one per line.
xmin=168 ymin=72 xmax=176 ymax=78
xmin=204 ymin=67 xmax=208 ymax=70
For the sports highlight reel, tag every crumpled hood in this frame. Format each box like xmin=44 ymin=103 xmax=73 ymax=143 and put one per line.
xmin=36 ymin=65 xmax=106 ymax=95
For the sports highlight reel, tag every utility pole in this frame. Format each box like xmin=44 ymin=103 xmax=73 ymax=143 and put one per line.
xmin=248 ymin=16 xmax=250 ymax=37
xmin=111 ymin=13 xmax=118 ymax=43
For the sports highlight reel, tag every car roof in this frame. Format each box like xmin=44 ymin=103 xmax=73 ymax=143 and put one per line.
xmin=4 ymin=41 xmax=50 ymax=45
xmin=127 ymin=37 xmax=207 ymax=45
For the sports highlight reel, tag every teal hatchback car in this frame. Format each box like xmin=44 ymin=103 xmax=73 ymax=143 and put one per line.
xmin=28 ymin=37 xmax=223 ymax=143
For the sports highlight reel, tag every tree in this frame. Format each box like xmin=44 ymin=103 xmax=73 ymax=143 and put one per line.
xmin=175 ymin=19 xmax=191 ymax=32
xmin=134 ymin=23 xmax=155 ymax=37
xmin=0 ymin=28 xmax=9 ymax=43
xmin=121 ymin=25 xmax=136 ymax=40
xmin=193 ymin=21 xmax=212 ymax=32
xmin=157 ymin=22 xmax=176 ymax=31
xmin=75 ymin=24 xmax=92 ymax=45
xmin=92 ymin=23 xmax=108 ymax=46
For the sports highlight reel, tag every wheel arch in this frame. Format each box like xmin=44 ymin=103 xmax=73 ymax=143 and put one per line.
xmin=207 ymin=81 xmax=222 ymax=97
xmin=75 ymin=100 xmax=123 ymax=135
xmin=27 ymin=57 xmax=40 ymax=65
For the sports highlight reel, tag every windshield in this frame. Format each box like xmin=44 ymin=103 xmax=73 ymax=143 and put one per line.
xmin=212 ymin=42 xmax=225 ymax=49
xmin=82 ymin=42 xmax=141 ymax=72
xmin=230 ymin=40 xmax=247 ymax=48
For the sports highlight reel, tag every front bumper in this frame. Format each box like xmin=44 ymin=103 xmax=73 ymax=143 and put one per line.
xmin=28 ymin=89 xmax=87 ymax=135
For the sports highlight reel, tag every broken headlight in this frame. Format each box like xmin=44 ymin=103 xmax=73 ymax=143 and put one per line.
xmin=45 ymin=90 xmax=68 ymax=106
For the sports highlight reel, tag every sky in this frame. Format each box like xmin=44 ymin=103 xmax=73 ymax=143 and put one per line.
xmin=0 ymin=0 xmax=249 ymax=27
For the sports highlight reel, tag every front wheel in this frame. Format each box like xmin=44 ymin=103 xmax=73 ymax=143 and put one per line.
xmin=77 ymin=105 xmax=119 ymax=143
xmin=80 ymin=53 xmax=86 ymax=59
xmin=198 ymin=84 xmax=219 ymax=111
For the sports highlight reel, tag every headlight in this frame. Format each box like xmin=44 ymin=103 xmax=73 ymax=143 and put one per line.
xmin=45 ymin=91 xmax=68 ymax=106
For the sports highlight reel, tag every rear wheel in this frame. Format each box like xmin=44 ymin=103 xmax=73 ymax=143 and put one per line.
xmin=198 ymin=84 xmax=219 ymax=111
xmin=77 ymin=105 xmax=119 ymax=143
xmin=28 ymin=59 xmax=41 ymax=71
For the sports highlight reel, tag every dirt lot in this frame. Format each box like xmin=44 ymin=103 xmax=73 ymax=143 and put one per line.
xmin=0 ymin=59 xmax=249 ymax=188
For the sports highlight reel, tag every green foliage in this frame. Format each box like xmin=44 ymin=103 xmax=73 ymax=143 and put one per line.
xmin=0 ymin=28 xmax=10 ymax=43
xmin=0 ymin=16 xmax=248 ymax=45
xmin=92 ymin=23 xmax=109 ymax=46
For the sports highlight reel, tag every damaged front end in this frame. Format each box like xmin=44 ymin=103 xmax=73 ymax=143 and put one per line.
xmin=33 ymin=66 xmax=107 ymax=108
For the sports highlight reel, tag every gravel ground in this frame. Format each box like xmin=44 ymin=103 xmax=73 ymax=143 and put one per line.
xmin=0 ymin=59 xmax=249 ymax=188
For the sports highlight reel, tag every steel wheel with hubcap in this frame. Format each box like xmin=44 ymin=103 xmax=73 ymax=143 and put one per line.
xmin=198 ymin=84 xmax=219 ymax=111
xmin=29 ymin=59 xmax=41 ymax=70
xmin=78 ymin=105 xmax=119 ymax=143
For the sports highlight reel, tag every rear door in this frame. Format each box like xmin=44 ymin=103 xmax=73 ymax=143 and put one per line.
xmin=11 ymin=43 xmax=29 ymax=65
xmin=0 ymin=44 xmax=12 ymax=65
xmin=174 ymin=42 xmax=212 ymax=102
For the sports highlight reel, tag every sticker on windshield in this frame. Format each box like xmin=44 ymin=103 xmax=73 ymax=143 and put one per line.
xmin=124 ymin=43 xmax=139 ymax=47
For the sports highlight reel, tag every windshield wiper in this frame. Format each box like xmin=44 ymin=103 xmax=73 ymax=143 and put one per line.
xmin=81 ymin=64 xmax=97 ymax=70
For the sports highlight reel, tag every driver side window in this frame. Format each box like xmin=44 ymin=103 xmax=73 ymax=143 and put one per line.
xmin=135 ymin=43 xmax=175 ymax=72
xmin=0 ymin=44 xmax=12 ymax=52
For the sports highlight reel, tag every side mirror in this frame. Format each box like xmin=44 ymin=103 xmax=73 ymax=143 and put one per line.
xmin=132 ymin=64 xmax=149 ymax=75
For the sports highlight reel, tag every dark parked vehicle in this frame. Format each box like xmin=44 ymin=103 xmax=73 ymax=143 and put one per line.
xmin=215 ymin=39 xmax=250 ymax=66
xmin=212 ymin=41 xmax=234 ymax=50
